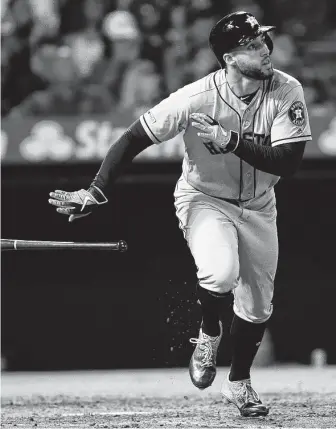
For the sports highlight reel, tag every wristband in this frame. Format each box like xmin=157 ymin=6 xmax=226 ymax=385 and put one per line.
xmin=87 ymin=185 xmax=108 ymax=204
xmin=225 ymin=131 xmax=240 ymax=152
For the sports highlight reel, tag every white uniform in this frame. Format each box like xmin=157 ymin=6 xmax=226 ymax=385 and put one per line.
xmin=140 ymin=69 xmax=311 ymax=323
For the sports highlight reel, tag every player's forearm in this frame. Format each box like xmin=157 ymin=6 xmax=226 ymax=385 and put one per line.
xmin=90 ymin=119 xmax=153 ymax=193
xmin=232 ymin=140 xmax=306 ymax=177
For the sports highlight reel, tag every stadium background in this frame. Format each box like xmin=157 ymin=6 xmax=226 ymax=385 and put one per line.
xmin=1 ymin=0 xmax=336 ymax=372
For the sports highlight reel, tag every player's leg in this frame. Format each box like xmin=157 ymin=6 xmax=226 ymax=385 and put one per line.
xmin=221 ymin=193 xmax=278 ymax=416
xmin=174 ymin=179 xmax=239 ymax=389
xmin=182 ymin=206 xmax=239 ymax=390
xmin=195 ymin=282 xmax=233 ymax=337
xmin=231 ymin=195 xmax=278 ymax=379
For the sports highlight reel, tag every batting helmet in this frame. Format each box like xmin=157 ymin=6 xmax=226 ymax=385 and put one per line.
xmin=209 ymin=11 xmax=276 ymax=68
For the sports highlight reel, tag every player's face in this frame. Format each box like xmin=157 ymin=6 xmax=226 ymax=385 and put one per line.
xmin=230 ymin=35 xmax=273 ymax=80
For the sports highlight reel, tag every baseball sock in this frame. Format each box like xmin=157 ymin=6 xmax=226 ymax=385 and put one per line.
xmin=229 ymin=315 xmax=266 ymax=381
xmin=196 ymin=284 xmax=232 ymax=337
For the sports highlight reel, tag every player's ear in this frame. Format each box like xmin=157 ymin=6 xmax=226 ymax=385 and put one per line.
xmin=223 ymin=52 xmax=236 ymax=67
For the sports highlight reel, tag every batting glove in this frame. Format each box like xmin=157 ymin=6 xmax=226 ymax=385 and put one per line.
xmin=190 ymin=113 xmax=239 ymax=152
xmin=48 ymin=185 xmax=108 ymax=222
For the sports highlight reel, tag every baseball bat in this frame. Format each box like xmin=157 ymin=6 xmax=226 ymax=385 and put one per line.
xmin=1 ymin=239 xmax=128 ymax=252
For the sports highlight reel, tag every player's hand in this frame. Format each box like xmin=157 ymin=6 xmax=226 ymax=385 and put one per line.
xmin=48 ymin=186 xmax=108 ymax=223
xmin=190 ymin=113 xmax=233 ymax=150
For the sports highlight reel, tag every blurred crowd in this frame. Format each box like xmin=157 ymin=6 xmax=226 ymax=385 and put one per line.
xmin=2 ymin=0 xmax=336 ymax=118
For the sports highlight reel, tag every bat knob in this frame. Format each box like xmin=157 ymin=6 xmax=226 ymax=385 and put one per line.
xmin=118 ymin=240 xmax=128 ymax=252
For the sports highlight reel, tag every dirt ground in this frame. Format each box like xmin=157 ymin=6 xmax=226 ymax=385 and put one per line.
xmin=2 ymin=366 xmax=336 ymax=428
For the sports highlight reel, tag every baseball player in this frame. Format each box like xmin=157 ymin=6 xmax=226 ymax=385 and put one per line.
xmin=49 ymin=11 xmax=311 ymax=417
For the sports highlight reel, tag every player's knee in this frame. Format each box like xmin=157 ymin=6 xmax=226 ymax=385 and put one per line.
xmin=217 ymin=258 xmax=239 ymax=292
xmin=215 ymin=277 xmax=237 ymax=293
xmin=200 ymin=260 xmax=239 ymax=294
xmin=234 ymin=303 xmax=273 ymax=324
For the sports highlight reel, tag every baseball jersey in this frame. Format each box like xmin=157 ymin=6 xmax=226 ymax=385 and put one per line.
xmin=140 ymin=69 xmax=312 ymax=200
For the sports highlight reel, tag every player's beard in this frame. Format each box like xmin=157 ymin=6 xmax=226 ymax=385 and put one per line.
xmin=235 ymin=59 xmax=273 ymax=80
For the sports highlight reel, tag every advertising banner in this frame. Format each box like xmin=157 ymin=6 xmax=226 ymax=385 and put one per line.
xmin=1 ymin=109 xmax=335 ymax=164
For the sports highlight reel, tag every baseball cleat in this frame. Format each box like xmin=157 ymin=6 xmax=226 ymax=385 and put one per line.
xmin=189 ymin=321 xmax=223 ymax=389
xmin=221 ymin=376 xmax=269 ymax=417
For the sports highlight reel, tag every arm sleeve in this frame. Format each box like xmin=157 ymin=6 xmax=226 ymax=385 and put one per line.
xmin=140 ymin=87 xmax=191 ymax=143
xmin=90 ymin=119 xmax=153 ymax=194
xmin=271 ymin=84 xmax=312 ymax=147
xmin=90 ymin=85 xmax=191 ymax=194
xmin=233 ymin=139 xmax=306 ymax=177
xmin=230 ymin=83 xmax=311 ymax=176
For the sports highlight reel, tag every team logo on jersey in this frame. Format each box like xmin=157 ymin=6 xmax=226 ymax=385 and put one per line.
xmin=288 ymin=101 xmax=305 ymax=127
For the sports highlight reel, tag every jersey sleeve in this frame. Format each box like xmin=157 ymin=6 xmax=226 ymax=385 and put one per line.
xmin=271 ymin=84 xmax=312 ymax=147
xmin=139 ymin=87 xmax=190 ymax=144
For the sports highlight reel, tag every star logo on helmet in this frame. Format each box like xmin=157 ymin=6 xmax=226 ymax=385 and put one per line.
xmin=245 ymin=16 xmax=259 ymax=28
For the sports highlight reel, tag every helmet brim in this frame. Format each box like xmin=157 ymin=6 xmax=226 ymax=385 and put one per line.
xmin=235 ymin=25 xmax=276 ymax=47
xmin=259 ymin=25 xmax=276 ymax=33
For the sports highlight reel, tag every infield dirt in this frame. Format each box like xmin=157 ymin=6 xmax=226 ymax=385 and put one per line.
xmin=2 ymin=366 xmax=336 ymax=428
